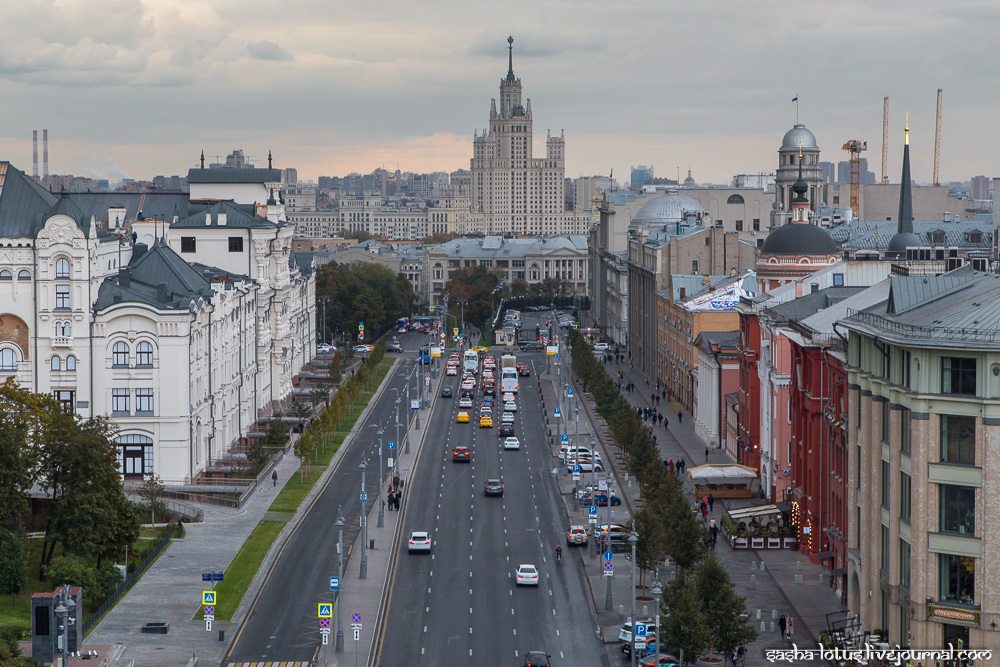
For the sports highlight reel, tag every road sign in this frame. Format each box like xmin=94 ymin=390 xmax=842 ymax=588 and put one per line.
xmin=598 ymin=479 xmax=608 ymax=491
xmin=318 ymin=604 xmax=333 ymax=618
xmin=635 ymin=623 xmax=648 ymax=638
xmin=589 ymin=517 xmax=598 ymax=524
xmin=604 ymin=550 xmax=614 ymax=560
xmin=387 ymin=440 xmax=396 ymax=450
xmin=567 ymin=388 xmax=574 ymax=397
xmin=572 ymin=472 xmax=581 ymax=481
xmin=322 ymin=632 xmax=329 ymax=645
xmin=561 ymin=434 xmax=569 ymax=442
xmin=320 ymin=618 xmax=331 ymax=629
xmin=359 ymin=491 xmax=368 ymax=504
xmin=424 ymin=372 xmax=430 ymax=379
xmin=202 ymin=591 xmax=216 ymax=605
xmin=453 ymin=328 xmax=459 ymax=335
xmin=206 ymin=619 xmax=212 ymax=631
xmin=353 ymin=628 xmax=360 ymax=641
xmin=203 ymin=605 xmax=214 ymax=616
xmin=604 ymin=560 xmax=613 ymax=571
xmin=588 ymin=505 xmax=597 ymax=516
xmin=572 ymin=464 xmax=581 ymax=473
xmin=202 ymin=572 xmax=222 ymax=581
xmin=352 ymin=612 xmax=362 ymax=624
xmin=604 ymin=570 xmax=614 ymax=577
xmin=359 ymin=322 xmax=364 ymax=330
xmin=554 ymin=407 xmax=561 ymax=416
xmin=330 ymin=577 xmax=339 ymax=591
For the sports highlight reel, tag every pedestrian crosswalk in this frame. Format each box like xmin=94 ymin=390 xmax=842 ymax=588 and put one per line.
xmin=227 ymin=662 xmax=312 ymax=667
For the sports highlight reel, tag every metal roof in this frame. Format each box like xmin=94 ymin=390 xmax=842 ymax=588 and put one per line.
xmin=0 ymin=162 xmax=59 ymax=239
xmin=187 ymin=168 xmax=282 ymax=184
xmin=436 ymin=235 xmax=587 ymax=258
xmin=830 ymin=219 xmax=992 ymax=251
xmin=172 ymin=200 xmax=275 ymax=229
xmin=95 ymin=240 xmax=213 ymax=310
xmin=764 ymin=286 xmax=866 ymax=323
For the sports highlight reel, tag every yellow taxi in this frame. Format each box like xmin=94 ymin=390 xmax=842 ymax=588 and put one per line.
xmin=473 ymin=346 xmax=489 ymax=355
xmin=479 ymin=414 xmax=493 ymax=428
xmin=457 ymin=411 xmax=470 ymax=423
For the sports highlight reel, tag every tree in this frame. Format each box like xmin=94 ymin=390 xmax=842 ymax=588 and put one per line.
xmin=443 ymin=265 xmax=503 ymax=331
xmin=316 ymin=262 xmax=414 ymax=341
xmin=291 ymin=399 xmax=312 ymax=422
xmin=631 ymin=505 xmax=667 ymax=590
xmin=343 ymin=230 xmax=373 ymax=242
xmin=265 ymin=413 xmax=288 ymax=447
xmin=0 ymin=626 xmax=26 ymax=666
xmin=419 ymin=232 xmax=456 ymax=244
xmin=663 ymin=497 xmax=706 ymax=577
xmin=509 ymin=278 xmax=530 ymax=298
xmin=660 ymin=577 xmax=709 ymax=662
xmin=137 ymin=474 xmax=166 ymax=525
xmin=694 ymin=554 xmax=759 ymax=662
xmin=310 ymin=388 xmax=328 ymax=408
xmin=294 ymin=430 xmax=316 ymax=482
xmin=329 ymin=358 xmax=342 ymax=384
xmin=0 ymin=379 xmax=54 ymax=536
xmin=0 ymin=528 xmax=28 ymax=605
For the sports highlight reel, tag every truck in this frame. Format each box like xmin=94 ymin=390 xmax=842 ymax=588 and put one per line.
xmin=501 ymin=354 xmax=516 ymax=369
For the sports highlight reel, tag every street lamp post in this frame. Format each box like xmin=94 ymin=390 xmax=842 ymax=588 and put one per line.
xmin=368 ymin=425 xmax=385 ymax=528
xmin=320 ymin=296 xmax=330 ymax=344
xmin=335 ymin=507 xmax=345 ymax=652
xmin=393 ymin=390 xmax=401 ymax=474
xmin=359 ymin=459 xmax=368 ymax=579
xmin=651 ymin=577 xmax=663 ymax=667
xmin=589 ymin=436 xmax=598 ymax=558
xmin=629 ymin=530 xmax=639 ymax=667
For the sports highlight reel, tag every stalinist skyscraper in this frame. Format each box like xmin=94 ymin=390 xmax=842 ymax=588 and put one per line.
xmin=469 ymin=37 xmax=585 ymax=236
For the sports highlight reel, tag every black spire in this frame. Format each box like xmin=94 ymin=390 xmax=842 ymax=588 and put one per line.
xmin=200 ymin=150 xmax=205 ymax=169
xmin=791 ymin=145 xmax=808 ymax=204
xmin=506 ymin=36 xmax=515 ymax=83
xmin=268 ymin=150 xmax=273 ymax=169
xmin=267 ymin=188 xmax=276 ymax=205
xmin=897 ymin=117 xmax=913 ymax=235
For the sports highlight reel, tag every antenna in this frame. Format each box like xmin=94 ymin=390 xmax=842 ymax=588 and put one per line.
xmin=881 ymin=97 xmax=889 ymax=184
xmin=933 ymin=88 xmax=943 ymax=187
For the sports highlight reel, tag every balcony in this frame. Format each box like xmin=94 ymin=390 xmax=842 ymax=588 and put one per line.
xmin=52 ymin=336 xmax=72 ymax=348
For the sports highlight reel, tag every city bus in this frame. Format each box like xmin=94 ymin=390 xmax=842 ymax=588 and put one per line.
xmin=418 ymin=345 xmax=431 ymax=364
xmin=395 ymin=317 xmax=410 ymax=333
xmin=411 ymin=316 xmax=435 ymax=333
xmin=463 ymin=349 xmax=480 ymax=374
xmin=501 ymin=367 xmax=519 ymax=394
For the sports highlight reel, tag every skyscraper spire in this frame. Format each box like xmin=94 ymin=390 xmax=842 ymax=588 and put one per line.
xmin=898 ymin=112 xmax=913 ymax=235
xmin=506 ymin=36 xmax=515 ymax=83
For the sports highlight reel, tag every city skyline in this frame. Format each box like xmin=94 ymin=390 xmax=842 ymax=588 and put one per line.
xmin=2 ymin=0 xmax=997 ymax=185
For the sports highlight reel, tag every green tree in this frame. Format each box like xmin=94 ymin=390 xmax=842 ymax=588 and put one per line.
xmin=443 ymin=265 xmax=503 ymax=332
xmin=137 ymin=474 xmax=166 ymax=525
xmin=294 ymin=430 xmax=316 ymax=482
xmin=45 ymin=556 xmax=123 ymax=608
xmin=265 ymin=414 xmax=288 ymax=447
xmin=660 ymin=576 xmax=709 ymax=662
xmin=664 ymin=497 xmax=706 ymax=577
xmin=419 ymin=232 xmax=456 ymax=244
xmin=329 ymin=358 xmax=342 ymax=384
xmin=344 ymin=230 xmax=373 ymax=242
xmin=0 ymin=626 xmax=27 ymax=666
xmin=0 ymin=379 xmax=54 ymax=536
xmin=694 ymin=554 xmax=759 ymax=661
xmin=631 ymin=505 xmax=667 ymax=590
xmin=509 ymin=278 xmax=530 ymax=298
xmin=0 ymin=528 xmax=28 ymax=605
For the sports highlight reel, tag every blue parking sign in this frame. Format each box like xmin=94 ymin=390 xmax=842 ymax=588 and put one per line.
xmin=589 ymin=505 xmax=597 ymax=515
xmin=635 ymin=623 xmax=648 ymax=638
xmin=561 ymin=434 xmax=569 ymax=442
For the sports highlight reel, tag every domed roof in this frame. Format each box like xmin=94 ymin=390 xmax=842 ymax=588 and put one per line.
xmin=633 ymin=189 xmax=705 ymax=226
xmin=760 ymin=222 xmax=839 ymax=256
xmin=781 ymin=124 xmax=818 ymax=151
xmin=886 ymin=231 xmax=922 ymax=255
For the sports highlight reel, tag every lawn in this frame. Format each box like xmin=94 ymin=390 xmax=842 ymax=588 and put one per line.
xmin=192 ymin=520 xmax=285 ymax=622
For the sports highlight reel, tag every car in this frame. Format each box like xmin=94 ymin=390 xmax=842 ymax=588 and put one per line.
xmin=473 ymin=346 xmax=489 ymax=355
xmin=618 ymin=618 xmax=654 ymax=643
xmin=503 ymin=400 xmax=517 ymax=412
xmin=457 ymin=411 xmax=470 ymax=423
xmin=501 ymin=411 xmax=515 ymax=423
xmin=517 ymin=365 xmax=531 ymax=376
xmin=594 ymin=342 xmax=611 ymax=351
xmin=502 ymin=392 xmax=515 ymax=402
xmin=567 ymin=525 xmax=588 ymax=545
xmin=440 ymin=387 xmax=453 ymax=398
xmin=353 ymin=344 xmax=370 ymax=353
xmin=523 ymin=650 xmax=551 ymax=667
xmin=479 ymin=415 xmax=493 ymax=428
xmin=503 ymin=437 xmax=520 ymax=450
xmin=407 ymin=531 xmax=431 ymax=553
xmin=570 ymin=459 xmax=604 ymax=472
xmin=316 ymin=343 xmax=332 ymax=354
xmin=458 ymin=397 xmax=473 ymax=408
xmin=639 ymin=654 xmax=681 ymax=666
xmin=515 ymin=564 xmax=539 ymax=586
xmin=482 ymin=384 xmax=495 ymax=396
xmin=498 ymin=424 xmax=515 ymax=436
xmin=622 ymin=633 xmax=660 ymax=657
xmin=482 ymin=395 xmax=494 ymax=405
xmin=453 ymin=446 xmax=470 ymax=462
xmin=520 ymin=341 xmax=545 ymax=351
xmin=484 ymin=478 xmax=504 ymax=496
xmin=387 ymin=342 xmax=403 ymax=353
xmin=446 ymin=366 xmax=458 ymax=375
xmin=584 ymin=491 xmax=621 ymax=506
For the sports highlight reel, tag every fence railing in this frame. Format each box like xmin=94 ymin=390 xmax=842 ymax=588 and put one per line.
xmin=82 ymin=528 xmax=176 ymax=634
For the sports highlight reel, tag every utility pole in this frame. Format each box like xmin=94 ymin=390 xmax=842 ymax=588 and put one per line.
xmin=335 ymin=507 xmax=345 ymax=652
xmin=368 ymin=425 xmax=385 ymax=528
xmin=359 ymin=459 xmax=368 ymax=579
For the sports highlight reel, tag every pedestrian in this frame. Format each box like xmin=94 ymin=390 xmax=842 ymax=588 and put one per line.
xmin=393 ymin=473 xmax=400 ymax=490
xmin=668 ymin=459 xmax=675 ymax=472
xmin=726 ymin=501 xmax=732 ymax=511
xmin=702 ymin=505 xmax=708 ymax=519
xmin=705 ymin=446 xmax=709 ymax=461
xmin=651 ymin=392 xmax=656 ymax=404
xmin=662 ymin=389 xmax=667 ymax=400
xmin=678 ymin=410 xmax=683 ymax=423
xmin=677 ymin=458 xmax=684 ymax=474
xmin=709 ymin=517 xmax=717 ymax=530
xmin=272 ymin=470 xmax=278 ymax=487
xmin=779 ymin=614 xmax=787 ymax=640
xmin=708 ymin=493 xmax=715 ymax=513
xmin=395 ymin=490 xmax=402 ymax=509
xmin=655 ymin=395 xmax=660 ymax=406
xmin=786 ymin=615 xmax=794 ymax=639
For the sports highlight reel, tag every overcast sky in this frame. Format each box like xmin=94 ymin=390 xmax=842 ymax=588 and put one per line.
xmin=3 ymin=0 xmax=997 ymax=186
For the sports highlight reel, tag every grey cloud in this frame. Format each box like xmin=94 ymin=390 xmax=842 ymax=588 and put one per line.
xmin=247 ymin=41 xmax=293 ymax=61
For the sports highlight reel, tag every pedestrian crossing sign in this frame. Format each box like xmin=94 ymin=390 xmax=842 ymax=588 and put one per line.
xmin=202 ymin=591 xmax=216 ymax=605
xmin=318 ymin=604 xmax=333 ymax=618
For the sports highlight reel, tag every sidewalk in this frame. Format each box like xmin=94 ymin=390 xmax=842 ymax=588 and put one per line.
xmin=550 ymin=352 xmax=844 ymax=666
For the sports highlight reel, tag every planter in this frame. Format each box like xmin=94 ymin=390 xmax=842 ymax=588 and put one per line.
xmin=733 ymin=537 xmax=749 ymax=549
xmin=767 ymin=537 xmax=782 ymax=549
xmin=783 ymin=538 xmax=797 ymax=549
xmin=751 ymin=537 xmax=765 ymax=549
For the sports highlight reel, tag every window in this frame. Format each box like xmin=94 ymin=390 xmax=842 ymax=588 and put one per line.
xmin=881 ymin=461 xmax=891 ymax=509
xmin=112 ymin=342 xmax=130 ymax=367
xmin=51 ymin=356 xmax=61 ymax=371
xmin=727 ymin=194 xmax=745 ymax=205
xmin=900 ymin=472 xmax=911 ymax=523
xmin=735 ymin=220 xmax=744 ymax=231
xmin=112 ymin=388 xmax=130 ymax=413
xmin=136 ymin=388 xmax=154 ymax=414
xmin=939 ymin=554 xmax=975 ymax=605
xmin=0 ymin=348 xmax=16 ymax=371
xmin=228 ymin=236 xmax=244 ymax=252
xmin=691 ymin=260 xmax=699 ymax=274
xmin=0 ymin=270 xmax=11 ymax=280
xmin=752 ymin=218 xmax=760 ymax=231
xmin=940 ymin=485 xmax=975 ymax=535
xmin=136 ymin=342 xmax=153 ymax=366
xmin=942 ymin=357 xmax=976 ymax=395
xmin=17 ymin=269 xmax=30 ymax=280
xmin=53 ymin=390 xmax=74 ymax=413
xmin=880 ymin=524 xmax=890 ymax=572
xmin=55 ymin=258 xmax=70 ymax=279
xmin=55 ymin=321 xmax=71 ymax=337
xmin=65 ymin=355 xmax=76 ymax=371
xmin=881 ymin=400 xmax=891 ymax=443
xmin=940 ymin=415 xmax=975 ymax=465
xmin=116 ymin=434 xmax=153 ymax=478
xmin=900 ymin=407 xmax=911 ymax=455
xmin=181 ymin=237 xmax=197 ymax=253
xmin=833 ymin=273 xmax=845 ymax=287
xmin=55 ymin=285 xmax=70 ymax=310
xmin=899 ymin=539 xmax=911 ymax=590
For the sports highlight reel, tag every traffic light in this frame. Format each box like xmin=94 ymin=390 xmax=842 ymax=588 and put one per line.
xmin=535 ymin=326 xmax=540 ymax=341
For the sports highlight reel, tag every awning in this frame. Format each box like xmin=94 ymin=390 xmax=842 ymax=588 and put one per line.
xmin=727 ymin=504 xmax=783 ymax=521
xmin=688 ymin=463 xmax=758 ymax=481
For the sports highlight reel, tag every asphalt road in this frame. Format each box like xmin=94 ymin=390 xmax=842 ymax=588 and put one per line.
xmin=223 ymin=330 xmax=430 ymax=664
xmin=376 ymin=345 xmax=605 ymax=666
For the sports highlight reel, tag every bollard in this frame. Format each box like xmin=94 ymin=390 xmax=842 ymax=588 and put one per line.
xmin=772 ymin=610 xmax=778 ymax=620
xmin=751 ymin=560 xmax=757 ymax=570
xmin=643 ymin=605 xmax=648 ymax=617
xmin=770 ymin=621 xmax=775 ymax=633
xmin=370 ymin=539 xmax=375 ymax=549
xmin=796 ymin=560 xmax=802 ymax=569
xmin=760 ymin=621 xmax=767 ymax=633
xmin=619 ymin=605 xmax=624 ymax=616
xmin=756 ymin=609 xmax=761 ymax=620
xmin=819 ymin=574 xmax=824 ymax=584
xmin=750 ymin=574 xmax=756 ymax=585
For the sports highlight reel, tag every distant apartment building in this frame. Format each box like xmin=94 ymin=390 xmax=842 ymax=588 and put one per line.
xmin=971 ymin=175 xmax=990 ymax=201
xmin=631 ymin=165 xmax=654 ymax=188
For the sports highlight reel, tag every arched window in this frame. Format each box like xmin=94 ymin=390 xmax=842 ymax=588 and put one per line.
xmin=727 ymin=194 xmax=745 ymax=205
xmin=66 ymin=355 xmax=76 ymax=371
xmin=51 ymin=356 xmax=61 ymax=371
xmin=112 ymin=341 xmax=130 ymax=367
xmin=136 ymin=341 xmax=154 ymax=366
xmin=17 ymin=270 xmax=30 ymax=280
xmin=116 ymin=434 xmax=153 ymax=477
xmin=55 ymin=321 xmax=71 ymax=337
xmin=0 ymin=270 xmax=11 ymax=280
xmin=55 ymin=258 xmax=70 ymax=279
xmin=0 ymin=348 xmax=16 ymax=371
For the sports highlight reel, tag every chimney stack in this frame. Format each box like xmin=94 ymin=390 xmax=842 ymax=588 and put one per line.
xmin=32 ymin=130 xmax=38 ymax=179
xmin=42 ymin=129 xmax=49 ymax=180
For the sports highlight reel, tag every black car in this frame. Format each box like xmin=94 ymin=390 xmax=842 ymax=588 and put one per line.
xmin=484 ymin=478 xmax=503 ymax=496
xmin=387 ymin=342 xmax=403 ymax=353
xmin=520 ymin=342 xmax=545 ymax=351
xmin=482 ymin=383 xmax=495 ymax=396
xmin=440 ymin=387 xmax=452 ymax=398
xmin=498 ymin=424 xmax=515 ymax=436
xmin=524 ymin=650 xmax=550 ymax=667
xmin=453 ymin=447 xmax=471 ymax=463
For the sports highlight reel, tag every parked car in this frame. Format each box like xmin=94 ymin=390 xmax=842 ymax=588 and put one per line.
xmin=582 ymin=491 xmax=621 ymax=506
xmin=618 ymin=618 xmax=654 ymax=643
xmin=316 ymin=343 xmax=332 ymax=354
xmin=353 ymin=344 xmax=371 ymax=353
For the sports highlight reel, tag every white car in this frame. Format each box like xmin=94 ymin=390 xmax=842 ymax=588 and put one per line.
xmin=501 ymin=411 xmax=515 ymax=423
xmin=568 ymin=458 xmax=604 ymax=472
xmin=459 ymin=397 xmax=473 ymax=408
xmin=618 ymin=618 xmax=654 ymax=642
xmin=503 ymin=437 xmax=521 ymax=450
xmin=408 ymin=531 xmax=432 ymax=553
xmin=353 ymin=345 xmax=370 ymax=353
xmin=502 ymin=392 xmax=516 ymax=402
xmin=504 ymin=401 xmax=517 ymax=412
xmin=515 ymin=564 xmax=539 ymax=586
xmin=316 ymin=343 xmax=332 ymax=354
xmin=594 ymin=342 xmax=611 ymax=352
xmin=446 ymin=366 xmax=458 ymax=375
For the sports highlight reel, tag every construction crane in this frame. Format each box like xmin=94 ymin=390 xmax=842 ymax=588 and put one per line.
xmin=842 ymin=139 xmax=867 ymax=215
xmin=933 ymin=88 xmax=943 ymax=186
xmin=881 ymin=97 xmax=889 ymax=184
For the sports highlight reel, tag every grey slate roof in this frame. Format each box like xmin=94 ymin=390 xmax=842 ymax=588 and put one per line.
xmin=830 ymin=219 xmax=992 ymax=251
xmin=0 ymin=162 xmax=59 ymax=239
xmin=290 ymin=252 xmax=314 ymax=276
xmin=95 ymin=240 xmax=213 ymax=311
xmin=696 ymin=330 xmax=740 ymax=350
xmin=763 ymin=286 xmax=866 ymax=323
xmin=670 ymin=274 xmax=731 ymax=302
xmin=172 ymin=200 xmax=275 ymax=229
xmin=435 ymin=235 xmax=587 ymax=258
xmin=187 ymin=168 xmax=283 ymax=184
xmin=69 ymin=192 xmax=191 ymax=225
